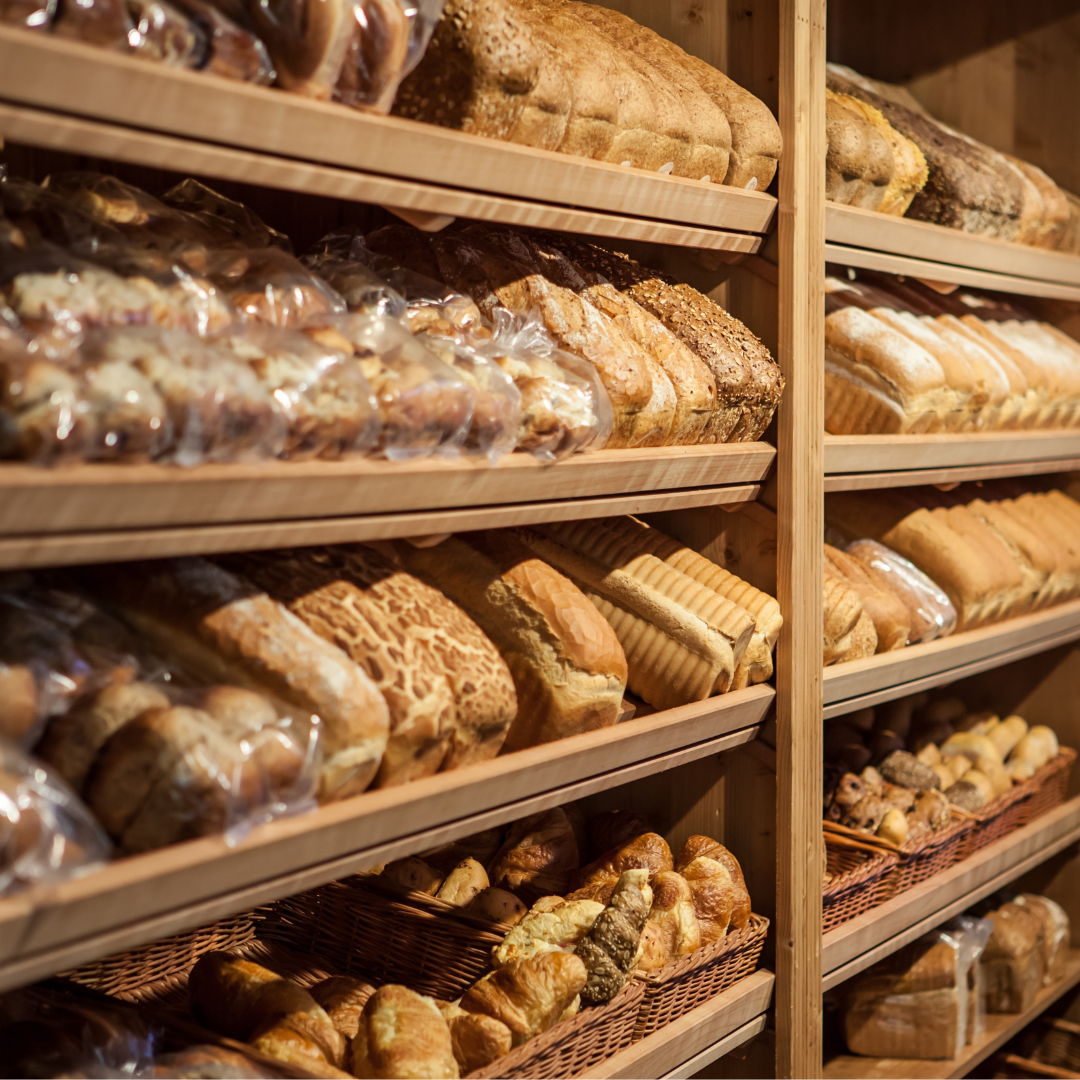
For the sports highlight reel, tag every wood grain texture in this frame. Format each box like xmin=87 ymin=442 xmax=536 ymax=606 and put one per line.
xmin=0 ymin=446 xmax=774 ymax=535
xmin=0 ymin=27 xmax=777 ymax=233
xmin=822 ymin=795 xmax=1080 ymax=986
xmin=826 ymin=204 xmax=1080 ymax=288
xmin=660 ymin=1015 xmax=769 ymax=1080
xmin=823 ymin=599 xmax=1080 ymax=717
xmin=0 ymin=103 xmax=765 ymax=255
xmin=581 ymin=970 xmax=775 ymax=1078
xmin=0 ymin=686 xmax=771 ymax=981
xmin=766 ymin=0 xmax=826 ymax=1073
xmin=824 ymin=950 xmax=1080 ymax=1078
xmin=0 ymin=484 xmax=763 ymax=570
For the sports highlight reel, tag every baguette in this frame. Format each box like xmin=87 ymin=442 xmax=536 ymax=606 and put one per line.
xmin=77 ymin=558 xmax=389 ymax=800
xmin=387 ymin=532 xmax=627 ymax=751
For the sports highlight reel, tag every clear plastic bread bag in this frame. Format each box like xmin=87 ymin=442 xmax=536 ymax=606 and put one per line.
xmin=80 ymin=326 xmax=288 ymax=465
xmin=845 ymin=539 xmax=959 ymax=644
xmin=302 ymin=247 xmax=407 ymax=320
xmin=205 ymin=247 xmax=347 ymax=328
xmin=164 ymin=0 xmax=275 ymax=83
xmin=161 ymin=178 xmax=290 ymax=250
xmin=215 ymin=323 xmax=380 ymax=461
xmin=477 ymin=307 xmax=614 ymax=460
xmin=945 ymin=915 xmax=992 ymax=1045
xmin=0 ymin=0 xmax=56 ymax=28
xmin=0 ymin=741 xmax=111 ymax=896
xmin=51 ymin=0 xmax=134 ymax=50
xmin=127 ymin=0 xmax=208 ymax=67
xmin=303 ymin=312 xmax=475 ymax=460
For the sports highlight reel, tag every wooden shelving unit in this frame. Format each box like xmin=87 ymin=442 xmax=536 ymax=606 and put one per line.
xmin=823 ymin=600 xmax=1080 ymax=718
xmin=824 ymin=950 xmax=1080 ymax=1079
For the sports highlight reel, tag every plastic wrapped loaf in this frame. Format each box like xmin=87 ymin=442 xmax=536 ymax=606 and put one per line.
xmin=305 ymin=312 xmax=475 ymax=460
xmin=846 ymin=539 xmax=958 ymax=644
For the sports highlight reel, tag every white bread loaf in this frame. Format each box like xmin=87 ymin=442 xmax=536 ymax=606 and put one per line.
xmin=388 ymin=532 xmax=627 ymax=751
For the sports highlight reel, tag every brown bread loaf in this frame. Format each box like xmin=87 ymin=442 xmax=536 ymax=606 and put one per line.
xmin=823 ymin=571 xmax=864 ymax=665
xmin=388 ymin=532 xmax=626 ymax=751
xmin=824 ymin=543 xmax=911 ymax=651
xmin=76 ymin=558 xmax=389 ymax=801
xmin=825 ymin=89 xmax=895 ymax=210
xmin=488 ymin=807 xmax=580 ymax=902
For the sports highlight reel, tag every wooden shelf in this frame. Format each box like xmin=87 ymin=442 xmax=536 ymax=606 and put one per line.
xmin=0 ymin=444 xmax=772 ymax=568
xmin=582 ymin=970 xmax=775 ymax=1079
xmin=0 ymin=684 xmax=771 ymax=993
xmin=824 ymin=432 xmax=1080 ymax=491
xmin=826 ymin=203 xmax=1080 ymax=295
xmin=822 ymin=796 xmax=1080 ymax=991
xmin=823 ymin=599 xmax=1080 ymax=719
xmin=824 ymin=950 xmax=1080 ymax=1079
xmin=0 ymin=28 xmax=776 ymax=240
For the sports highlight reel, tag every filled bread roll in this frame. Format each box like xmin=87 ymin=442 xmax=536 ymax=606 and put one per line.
xmin=493 ymin=897 xmax=604 ymax=966
xmin=309 ymin=976 xmax=376 ymax=1040
xmin=389 ymin=532 xmax=627 ymax=751
xmin=468 ymin=887 xmax=528 ymax=926
xmin=680 ymin=856 xmax=735 ymax=945
xmin=77 ymin=558 xmax=389 ymax=800
xmin=460 ymin=950 xmax=588 ymax=1047
xmin=488 ymin=807 xmax=580 ymax=903
xmin=436 ymin=858 xmax=489 ymax=906
xmin=352 ymin=985 xmax=458 ymax=1079
xmin=576 ymin=868 xmax=653 ymax=1004
xmin=438 ymin=1002 xmax=512 ymax=1074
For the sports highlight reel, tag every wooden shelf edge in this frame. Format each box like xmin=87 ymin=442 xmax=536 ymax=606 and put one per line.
xmin=660 ymin=1015 xmax=769 ymax=1080
xmin=0 ymin=28 xmax=777 ymax=234
xmin=0 ymin=686 xmax=773 ymax=989
xmin=823 ymin=951 xmax=1080 ymax=1079
xmin=822 ymin=796 xmax=1080 ymax=989
xmin=825 ymin=203 xmax=1080 ymax=289
xmin=581 ymin=970 xmax=776 ymax=1079
xmin=825 ymin=242 xmax=1080 ymax=301
xmin=0 ymin=102 xmax=765 ymax=255
xmin=823 ymin=600 xmax=1080 ymax=718
xmin=0 ymin=482 xmax=763 ymax=569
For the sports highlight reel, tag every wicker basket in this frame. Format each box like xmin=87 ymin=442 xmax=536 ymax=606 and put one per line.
xmin=632 ymin=913 xmax=769 ymax=1039
xmin=887 ymin=816 xmax=973 ymax=896
xmin=466 ymin=980 xmax=646 ymax=1079
xmin=822 ymin=846 xmax=898 ymax=933
xmin=1028 ymin=1017 xmax=1080 ymax=1073
xmin=260 ymin=876 xmax=508 ymax=1000
xmin=1018 ymin=748 xmax=1078 ymax=827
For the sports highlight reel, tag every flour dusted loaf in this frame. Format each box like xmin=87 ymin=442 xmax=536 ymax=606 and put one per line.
xmin=223 ymin=545 xmax=517 ymax=782
xmin=394 ymin=0 xmax=779 ymax=189
xmin=387 ymin=531 xmax=626 ymax=751
xmin=77 ymin=558 xmax=389 ymax=800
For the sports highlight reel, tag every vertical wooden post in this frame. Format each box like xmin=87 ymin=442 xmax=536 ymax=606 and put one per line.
xmin=775 ymin=0 xmax=825 ymax=1075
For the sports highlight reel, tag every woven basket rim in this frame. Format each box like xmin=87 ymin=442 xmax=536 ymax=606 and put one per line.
xmin=348 ymin=873 xmax=516 ymax=936
xmin=823 ymin=850 xmax=898 ymax=901
xmin=633 ymin=913 xmax=769 ymax=989
xmin=465 ymin=978 xmax=646 ymax=1079
xmin=969 ymin=746 xmax=1076 ymax=822
xmin=898 ymin=813 xmax=972 ymax=857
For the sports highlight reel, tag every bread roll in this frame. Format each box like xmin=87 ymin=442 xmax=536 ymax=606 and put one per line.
xmin=674 ymin=836 xmax=751 ymax=930
xmin=1009 ymin=725 xmax=1059 ymax=770
xmin=523 ymin=519 xmax=754 ymax=706
xmin=493 ymin=897 xmax=604 ymax=966
xmin=380 ymin=856 xmax=443 ymax=895
xmin=636 ymin=920 xmax=668 ymax=973
xmin=488 ymin=807 xmax=580 ymax=902
xmin=468 ymin=887 xmax=527 ymax=926
xmin=309 ymin=976 xmax=376 ymax=1040
xmin=460 ymin=950 xmax=587 ymax=1047
xmin=575 ymin=868 xmax=653 ymax=1004
xmin=680 ymin=856 xmax=735 ymax=945
xmin=438 ymin=1002 xmax=512 ymax=1074
xmin=989 ymin=716 xmax=1028 ymax=760
xmin=77 ymin=558 xmax=389 ymax=800
xmin=648 ymin=870 xmax=701 ymax=961
xmin=352 ymin=985 xmax=458 ymax=1079
xmin=436 ymin=858 xmax=489 ymax=906
xmin=575 ymin=832 xmax=673 ymax=891
xmin=389 ymin=532 xmax=626 ymax=751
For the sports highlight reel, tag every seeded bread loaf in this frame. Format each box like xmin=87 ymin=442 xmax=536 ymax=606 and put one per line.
xmin=388 ymin=531 xmax=627 ymax=751
xmin=77 ymin=558 xmax=389 ymax=800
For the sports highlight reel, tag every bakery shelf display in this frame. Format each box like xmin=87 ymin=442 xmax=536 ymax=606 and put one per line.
xmin=822 ymin=795 xmax=1080 ymax=991
xmin=0 ymin=28 xmax=778 ymax=239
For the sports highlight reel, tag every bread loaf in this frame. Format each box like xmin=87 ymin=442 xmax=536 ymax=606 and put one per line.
xmin=823 ymin=572 xmax=863 ymax=665
xmin=352 ymin=985 xmax=458 ymax=1079
xmin=77 ymin=558 xmax=389 ymax=800
xmin=488 ymin=807 xmax=580 ymax=902
xmin=825 ymin=89 xmax=895 ymax=211
xmin=387 ymin=532 xmax=626 ymax=751
xmin=983 ymin=901 xmax=1045 ymax=1013
xmin=825 ymin=544 xmax=910 ymax=651
xmin=515 ymin=521 xmax=752 ymax=708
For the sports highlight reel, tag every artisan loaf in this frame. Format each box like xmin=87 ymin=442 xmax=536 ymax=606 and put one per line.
xmin=387 ymin=531 xmax=626 ymax=751
xmin=516 ymin=520 xmax=754 ymax=707
xmin=77 ymin=558 xmax=389 ymax=800
xmin=825 ymin=89 xmax=895 ymax=211
xmin=823 ymin=571 xmax=863 ymax=665
xmin=593 ymin=514 xmax=781 ymax=687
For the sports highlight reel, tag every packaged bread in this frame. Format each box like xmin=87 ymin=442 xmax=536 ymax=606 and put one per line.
xmin=52 ymin=0 xmax=134 ymax=50
xmin=305 ymin=312 xmax=477 ymax=460
xmin=161 ymin=0 xmax=275 ymax=83
xmin=0 ymin=740 xmax=111 ymax=895
xmin=303 ymin=246 xmax=408 ymax=320
xmin=332 ymin=0 xmax=412 ymax=113
xmin=223 ymin=544 xmax=517 ymax=781
xmin=214 ymin=323 xmax=380 ymax=460
xmin=825 ymin=543 xmax=910 ymax=651
xmin=981 ymin=899 xmax=1046 ymax=1013
xmin=0 ymin=0 xmax=56 ymax=28
xmin=387 ymin=531 xmax=627 ymax=751
xmin=77 ymin=557 xmax=390 ymax=801
xmin=845 ymin=540 xmax=957 ymax=644
xmin=160 ymin=178 xmax=288 ymax=250
xmin=1015 ymin=894 xmax=1070 ymax=986
xmin=513 ymin=519 xmax=755 ymax=708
